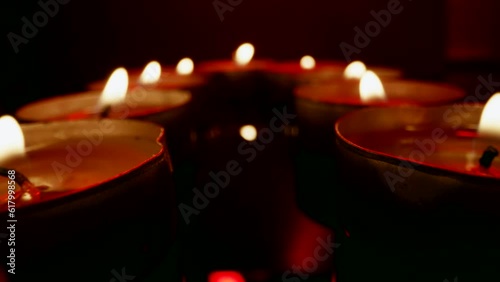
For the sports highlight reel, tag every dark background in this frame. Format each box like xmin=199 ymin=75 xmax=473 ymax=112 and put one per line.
xmin=2 ymin=0 xmax=500 ymax=114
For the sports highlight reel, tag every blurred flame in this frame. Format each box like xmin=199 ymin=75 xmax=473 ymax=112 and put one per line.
xmin=300 ymin=55 xmax=316 ymax=70
xmin=138 ymin=61 xmax=161 ymax=85
xmin=234 ymin=43 xmax=255 ymax=66
xmin=176 ymin=58 xmax=194 ymax=75
xmin=0 ymin=115 xmax=25 ymax=163
xmin=208 ymin=271 xmax=246 ymax=282
xmin=240 ymin=125 xmax=257 ymax=141
xmin=478 ymin=93 xmax=500 ymax=139
xmin=98 ymin=68 xmax=128 ymax=108
xmin=359 ymin=71 xmax=386 ymax=103
xmin=344 ymin=61 xmax=367 ymax=79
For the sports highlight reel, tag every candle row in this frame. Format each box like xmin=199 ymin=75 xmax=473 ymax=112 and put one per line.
xmin=1 ymin=42 xmax=499 ymax=281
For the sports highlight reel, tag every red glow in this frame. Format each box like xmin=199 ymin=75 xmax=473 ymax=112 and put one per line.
xmin=208 ymin=271 xmax=245 ymax=282
xmin=455 ymin=129 xmax=478 ymax=138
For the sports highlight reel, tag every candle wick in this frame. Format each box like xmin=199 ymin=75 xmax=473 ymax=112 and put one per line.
xmin=99 ymin=105 xmax=112 ymax=119
xmin=479 ymin=146 xmax=499 ymax=170
xmin=0 ymin=167 xmax=48 ymax=203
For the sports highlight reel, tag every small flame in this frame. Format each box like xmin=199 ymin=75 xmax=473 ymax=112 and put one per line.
xmin=176 ymin=58 xmax=194 ymax=75
xmin=478 ymin=93 xmax=500 ymax=139
xmin=344 ymin=61 xmax=367 ymax=79
xmin=240 ymin=125 xmax=257 ymax=141
xmin=300 ymin=55 xmax=316 ymax=70
xmin=234 ymin=43 xmax=255 ymax=66
xmin=98 ymin=68 xmax=129 ymax=108
xmin=139 ymin=61 xmax=161 ymax=85
xmin=0 ymin=115 xmax=25 ymax=163
xmin=359 ymin=71 xmax=386 ymax=103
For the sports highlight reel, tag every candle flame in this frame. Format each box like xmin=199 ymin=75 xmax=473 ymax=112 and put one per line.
xmin=300 ymin=55 xmax=316 ymax=70
xmin=240 ymin=125 xmax=257 ymax=141
xmin=478 ymin=93 xmax=500 ymax=139
xmin=234 ymin=43 xmax=255 ymax=66
xmin=139 ymin=61 xmax=162 ymax=85
xmin=344 ymin=61 xmax=367 ymax=79
xmin=176 ymin=58 xmax=194 ymax=75
xmin=359 ymin=71 xmax=386 ymax=103
xmin=0 ymin=115 xmax=25 ymax=163
xmin=98 ymin=68 xmax=129 ymax=108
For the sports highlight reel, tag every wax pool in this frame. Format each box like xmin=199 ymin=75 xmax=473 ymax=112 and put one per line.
xmin=0 ymin=119 xmax=165 ymax=208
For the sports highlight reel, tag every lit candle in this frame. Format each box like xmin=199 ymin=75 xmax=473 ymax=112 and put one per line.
xmin=16 ymin=68 xmax=193 ymax=169
xmin=294 ymin=71 xmax=464 ymax=152
xmin=0 ymin=116 xmax=171 ymax=206
xmin=335 ymin=95 xmax=500 ymax=190
xmin=87 ymin=59 xmax=205 ymax=91
xmin=17 ymin=68 xmax=191 ymax=122
xmin=292 ymin=71 xmax=465 ymax=234
xmin=333 ymin=95 xmax=500 ymax=282
xmin=0 ymin=116 xmax=177 ymax=281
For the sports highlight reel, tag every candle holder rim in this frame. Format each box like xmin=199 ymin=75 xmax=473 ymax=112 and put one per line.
xmin=0 ymin=119 xmax=170 ymax=212
xmin=334 ymin=105 xmax=500 ymax=184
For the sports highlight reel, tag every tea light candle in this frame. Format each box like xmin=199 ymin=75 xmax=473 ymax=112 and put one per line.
xmin=332 ymin=94 xmax=500 ymax=282
xmin=294 ymin=71 xmax=465 ymax=152
xmin=292 ymin=70 xmax=465 ymax=235
xmin=87 ymin=59 xmax=205 ymax=91
xmin=0 ymin=116 xmax=170 ymax=207
xmin=17 ymin=68 xmax=191 ymax=123
xmin=0 ymin=117 xmax=177 ymax=281
xmin=16 ymin=68 xmax=193 ymax=173
xmin=335 ymin=97 xmax=500 ymax=204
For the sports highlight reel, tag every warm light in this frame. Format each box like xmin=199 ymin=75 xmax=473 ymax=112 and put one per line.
xmin=240 ymin=125 xmax=257 ymax=141
xmin=176 ymin=58 xmax=194 ymax=75
xmin=98 ymin=68 xmax=129 ymax=108
xmin=234 ymin=43 xmax=255 ymax=66
xmin=138 ymin=61 xmax=161 ymax=85
xmin=478 ymin=93 xmax=500 ymax=139
xmin=359 ymin=71 xmax=386 ymax=103
xmin=0 ymin=115 xmax=25 ymax=163
xmin=208 ymin=271 xmax=246 ymax=282
xmin=343 ymin=61 xmax=367 ymax=79
xmin=300 ymin=55 xmax=316 ymax=70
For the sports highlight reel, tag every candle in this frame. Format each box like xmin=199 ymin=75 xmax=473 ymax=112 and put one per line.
xmin=292 ymin=71 xmax=465 ymax=247
xmin=270 ymin=59 xmax=402 ymax=86
xmin=294 ymin=71 xmax=465 ymax=153
xmin=16 ymin=68 xmax=193 ymax=167
xmin=332 ymin=95 xmax=500 ymax=282
xmin=0 ymin=117 xmax=177 ymax=281
xmin=87 ymin=59 xmax=206 ymax=91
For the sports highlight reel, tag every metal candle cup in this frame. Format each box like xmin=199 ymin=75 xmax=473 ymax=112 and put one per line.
xmin=333 ymin=105 xmax=500 ymax=281
xmin=295 ymin=80 xmax=465 ymax=153
xmin=292 ymin=79 xmax=465 ymax=231
xmin=0 ymin=119 xmax=178 ymax=281
xmin=15 ymin=87 xmax=192 ymax=166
